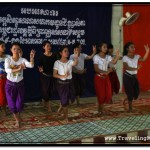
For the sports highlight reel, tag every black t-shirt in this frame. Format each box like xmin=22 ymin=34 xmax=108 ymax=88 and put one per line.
xmin=38 ymin=53 xmax=57 ymax=75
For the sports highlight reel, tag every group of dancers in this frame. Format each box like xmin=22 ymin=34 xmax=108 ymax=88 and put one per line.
xmin=0 ymin=40 xmax=149 ymax=127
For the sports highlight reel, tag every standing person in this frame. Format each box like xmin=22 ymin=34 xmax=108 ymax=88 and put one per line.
xmin=70 ymin=42 xmax=96 ymax=106
xmin=53 ymin=45 xmax=78 ymax=123
xmin=123 ymin=42 xmax=149 ymax=112
xmin=107 ymin=44 xmax=120 ymax=103
xmin=38 ymin=41 xmax=57 ymax=112
xmin=93 ymin=42 xmax=120 ymax=115
xmin=5 ymin=42 xmax=35 ymax=127
xmin=0 ymin=41 xmax=10 ymax=117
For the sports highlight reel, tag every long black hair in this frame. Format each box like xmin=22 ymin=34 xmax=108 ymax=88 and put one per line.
xmin=57 ymin=45 xmax=69 ymax=59
xmin=42 ymin=40 xmax=52 ymax=48
xmin=73 ymin=42 xmax=80 ymax=49
xmin=96 ymin=42 xmax=107 ymax=54
xmin=123 ymin=42 xmax=134 ymax=56
xmin=10 ymin=42 xmax=21 ymax=49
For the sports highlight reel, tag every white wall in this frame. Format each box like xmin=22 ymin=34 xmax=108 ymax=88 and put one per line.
xmin=111 ymin=4 xmax=123 ymax=92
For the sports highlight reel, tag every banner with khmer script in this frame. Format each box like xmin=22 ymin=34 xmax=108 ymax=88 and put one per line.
xmin=0 ymin=3 xmax=112 ymax=101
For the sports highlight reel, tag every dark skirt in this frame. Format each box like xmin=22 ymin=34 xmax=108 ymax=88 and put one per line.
xmin=56 ymin=79 xmax=76 ymax=107
xmin=94 ymin=74 xmax=112 ymax=104
xmin=5 ymin=79 xmax=24 ymax=113
xmin=109 ymin=71 xmax=120 ymax=95
xmin=40 ymin=73 xmax=56 ymax=101
xmin=72 ymin=72 xmax=86 ymax=97
xmin=123 ymin=72 xmax=140 ymax=101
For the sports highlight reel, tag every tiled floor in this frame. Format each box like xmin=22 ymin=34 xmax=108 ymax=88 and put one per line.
xmin=0 ymin=115 xmax=150 ymax=143
xmin=0 ymin=92 xmax=150 ymax=144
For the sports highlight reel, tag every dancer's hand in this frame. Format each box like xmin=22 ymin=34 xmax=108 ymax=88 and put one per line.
xmin=137 ymin=64 xmax=142 ymax=70
xmin=105 ymin=68 xmax=113 ymax=75
xmin=115 ymin=49 xmax=121 ymax=59
xmin=144 ymin=44 xmax=150 ymax=53
xmin=64 ymin=72 xmax=70 ymax=78
xmin=38 ymin=66 xmax=43 ymax=72
xmin=21 ymin=63 xmax=26 ymax=69
xmin=18 ymin=64 xmax=26 ymax=71
xmin=30 ymin=49 xmax=36 ymax=59
xmin=92 ymin=45 xmax=97 ymax=54
xmin=74 ymin=48 xmax=79 ymax=59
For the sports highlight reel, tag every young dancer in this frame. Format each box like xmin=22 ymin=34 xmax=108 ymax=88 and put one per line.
xmin=5 ymin=42 xmax=35 ymax=127
xmin=107 ymin=44 xmax=120 ymax=103
xmin=123 ymin=42 xmax=149 ymax=112
xmin=0 ymin=41 xmax=10 ymax=117
xmin=70 ymin=42 xmax=96 ymax=105
xmin=38 ymin=41 xmax=57 ymax=112
xmin=93 ymin=42 xmax=120 ymax=115
xmin=53 ymin=45 xmax=78 ymax=123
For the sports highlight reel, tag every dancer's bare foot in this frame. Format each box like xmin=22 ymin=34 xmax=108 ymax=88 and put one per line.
xmin=122 ymin=97 xmax=128 ymax=106
xmin=14 ymin=121 xmax=21 ymax=128
xmin=57 ymin=106 xmax=63 ymax=114
xmin=63 ymin=118 xmax=69 ymax=124
xmin=44 ymin=101 xmax=52 ymax=113
xmin=97 ymin=111 xmax=105 ymax=116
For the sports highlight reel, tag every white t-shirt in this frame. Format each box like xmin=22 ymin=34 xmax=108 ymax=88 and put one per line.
xmin=122 ymin=54 xmax=141 ymax=75
xmin=5 ymin=57 xmax=34 ymax=82
xmin=0 ymin=54 xmax=11 ymax=75
xmin=70 ymin=53 xmax=87 ymax=71
xmin=53 ymin=60 xmax=74 ymax=80
xmin=93 ymin=54 xmax=112 ymax=71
